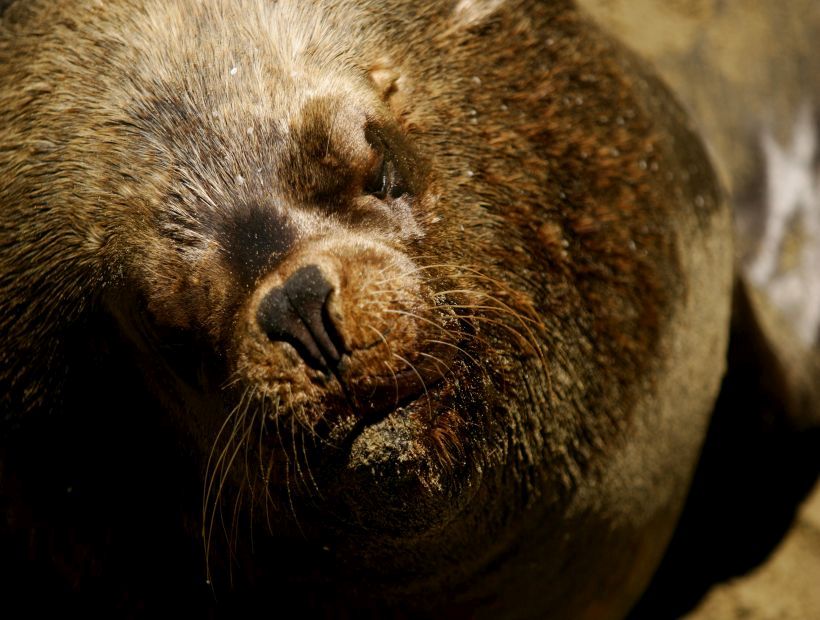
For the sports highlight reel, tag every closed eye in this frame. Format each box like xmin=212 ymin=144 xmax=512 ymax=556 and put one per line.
xmin=363 ymin=151 xmax=407 ymax=200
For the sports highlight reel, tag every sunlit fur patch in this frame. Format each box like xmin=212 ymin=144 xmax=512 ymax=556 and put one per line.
xmin=450 ymin=0 xmax=509 ymax=29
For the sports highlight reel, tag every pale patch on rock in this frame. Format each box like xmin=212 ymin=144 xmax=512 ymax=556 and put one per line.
xmin=746 ymin=104 xmax=820 ymax=346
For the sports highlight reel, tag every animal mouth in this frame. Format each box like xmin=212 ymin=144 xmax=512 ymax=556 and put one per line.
xmin=347 ymin=354 xmax=453 ymax=422
xmin=310 ymin=340 xmax=462 ymax=452
xmin=251 ymin=261 xmax=468 ymax=451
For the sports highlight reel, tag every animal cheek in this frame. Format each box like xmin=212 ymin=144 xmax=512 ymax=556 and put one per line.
xmin=137 ymin=247 xmax=238 ymax=341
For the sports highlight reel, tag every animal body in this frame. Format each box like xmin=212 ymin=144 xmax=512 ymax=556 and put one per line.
xmin=0 ymin=1 xmax=816 ymax=617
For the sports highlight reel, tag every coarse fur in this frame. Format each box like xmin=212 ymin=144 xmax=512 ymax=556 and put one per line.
xmin=0 ymin=0 xmax=774 ymax=617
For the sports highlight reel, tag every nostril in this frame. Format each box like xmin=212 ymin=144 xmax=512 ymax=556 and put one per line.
xmin=256 ymin=265 xmax=347 ymax=372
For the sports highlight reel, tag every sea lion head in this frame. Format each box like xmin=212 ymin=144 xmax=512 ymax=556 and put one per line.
xmin=97 ymin=3 xmax=500 ymax=539
xmin=0 ymin=0 xmax=732 ymax=614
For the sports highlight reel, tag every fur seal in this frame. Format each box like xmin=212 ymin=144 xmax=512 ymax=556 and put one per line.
xmin=2 ymin=0 xmax=796 ymax=617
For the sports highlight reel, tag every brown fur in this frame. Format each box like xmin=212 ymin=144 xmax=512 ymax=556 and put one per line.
xmin=0 ymin=1 xmax=737 ymax=617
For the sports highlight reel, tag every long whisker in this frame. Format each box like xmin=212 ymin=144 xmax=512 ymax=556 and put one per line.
xmin=297 ymin=403 xmax=323 ymax=500
xmin=393 ymin=353 xmax=432 ymax=418
xmin=434 ymin=297 xmax=547 ymax=328
xmin=259 ymin=395 xmax=278 ymax=537
xmin=274 ymin=389 xmax=304 ymax=537
xmin=371 ymin=261 xmax=504 ymax=287
xmin=376 ymin=307 xmax=494 ymax=350
xmin=365 ymin=323 xmax=401 ymax=405
xmin=205 ymin=389 xmax=255 ymax=586
xmin=422 ymin=338 xmax=482 ymax=368
xmin=203 ymin=385 xmax=249 ymax=532
xmin=203 ymin=384 xmax=252 ymax=584
xmin=416 ymin=351 xmax=454 ymax=383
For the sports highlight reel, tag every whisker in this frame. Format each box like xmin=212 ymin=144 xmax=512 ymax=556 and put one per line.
xmin=274 ymin=391 xmax=304 ymax=537
xmin=393 ymin=352 xmax=432 ymax=418
xmin=205 ymin=391 xmax=255 ymax=586
xmin=371 ymin=261 xmax=501 ymax=287
xmin=297 ymin=403 xmax=324 ymax=500
xmin=203 ymin=385 xmax=249 ymax=533
xmin=203 ymin=385 xmax=252 ymax=584
xmin=365 ymin=323 xmax=401 ymax=406
xmin=416 ymin=350 xmax=454 ymax=382
xmin=434 ymin=297 xmax=546 ymax=328
xmin=422 ymin=338 xmax=482 ymax=369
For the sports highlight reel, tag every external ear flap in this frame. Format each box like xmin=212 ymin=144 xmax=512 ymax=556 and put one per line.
xmin=368 ymin=60 xmax=413 ymax=120
xmin=449 ymin=0 xmax=507 ymax=30
xmin=369 ymin=61 xmax=401 ymax=102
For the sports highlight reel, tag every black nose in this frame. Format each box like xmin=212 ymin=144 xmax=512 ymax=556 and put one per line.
xmin=256 ymin=265 xmax=345 ymax=372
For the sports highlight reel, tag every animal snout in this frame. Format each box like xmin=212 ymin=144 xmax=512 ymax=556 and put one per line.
xmin=256 ymin=265 xmax=347 ymax=373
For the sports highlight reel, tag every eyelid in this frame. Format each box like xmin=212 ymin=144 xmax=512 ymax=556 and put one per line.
xmin=364 ymin=150 xmax=389 ymax=199
xmin=361 ymin=124 xmax=411 ymax=200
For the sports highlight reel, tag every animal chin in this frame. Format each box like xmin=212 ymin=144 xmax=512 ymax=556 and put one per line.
xmin=274 ymin=347 xmax=472 ymax=534
xmin=324 ymin=372 xmax=473 ymax=536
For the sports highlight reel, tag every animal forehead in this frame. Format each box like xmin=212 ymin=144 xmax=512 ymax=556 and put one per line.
xmin=286 ymin=94 xmax=373 ymax=161
xmin=121 ymin=1 xmax=384 ymax=152
xmin=128 ymin=0 xmax=376 ymax=78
